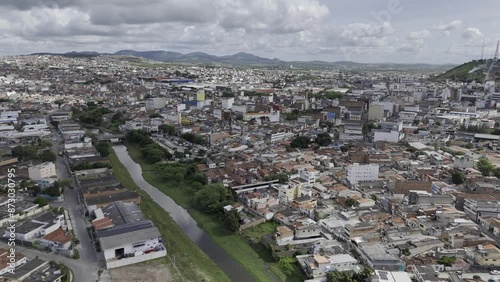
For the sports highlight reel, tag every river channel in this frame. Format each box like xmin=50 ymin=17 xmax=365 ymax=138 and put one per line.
xmin=112 ymin=145 xmax=255 ymax=282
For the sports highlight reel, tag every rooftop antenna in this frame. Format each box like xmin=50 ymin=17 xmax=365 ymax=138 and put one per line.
xmin=481 ymin=39 xmax=485 ymax=60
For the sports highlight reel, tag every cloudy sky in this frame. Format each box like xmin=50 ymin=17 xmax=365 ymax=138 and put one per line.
xmin=1 ymin=0 xmax=499 ymax=64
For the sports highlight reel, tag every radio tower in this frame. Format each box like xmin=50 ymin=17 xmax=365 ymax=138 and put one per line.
xmin=495 ymin=40 xmax=499 ymax=60
xmin=481 ymin=39 xmax=485 ymax=60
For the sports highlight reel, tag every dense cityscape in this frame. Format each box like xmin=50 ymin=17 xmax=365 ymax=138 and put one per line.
xmin=2 ymin=1 xmax=500 ymax=282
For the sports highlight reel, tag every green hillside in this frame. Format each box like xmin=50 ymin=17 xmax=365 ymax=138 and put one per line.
xmin=433 ymin=59 xmax=487 ymax=83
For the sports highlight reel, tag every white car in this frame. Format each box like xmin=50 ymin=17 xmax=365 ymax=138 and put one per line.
xmin=491 ymin=270 xmax=500 ymax=275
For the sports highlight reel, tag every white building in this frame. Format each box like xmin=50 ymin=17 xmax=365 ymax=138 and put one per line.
xmin=346 ymin=164 xmax=379 ymax=185
xmin=372 ymin=270 xmax=412 ymax=282
xmin=268 ymin=131 xmax=294 ymax=143
xmin=28 ymin=162 xmax=56 ymax=181
xmin=373 ymin=121 xmax=404 ymax=143
xmin=0 ymin=111 xmax=19 ymax=123
xmin=4 ymin=212 xmax=64 ymax=241
xmin=222 ymin=97 xmax=234 ymax=109
xmin=398 ymin=111 xmax=417 ymax=122
xmin=121 ymin=120 xmax=144 ymax=132
xmin=453 ymin=155 xmax=474 ymax=169
xmin=145 ymin=97 xmax=166 ymax=110
xmin=297 ymin=254 xmax=359 ymax=278
xmin=98 ymin=220 xmax=166 ymax=269
xmin=300 ymin=169 xmax=319 ymax=184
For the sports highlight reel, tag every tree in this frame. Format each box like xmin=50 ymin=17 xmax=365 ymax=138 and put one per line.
xmin=290 ymin=136 xmax=311 ymax=148
xmin=149 ymin=113 xmax=162 ymax=119
xmin=315 ymin=133 xmax=332 ymax=146
xmin=111 ymin=111 xmax=125 ymax=124
xmin=451 ymin=171 xmax=465 ymax=185
xmin=12 ymin=145 xmax=38 ymax=161
xmin=180 ymin=133 xmax=205 ymax=145
xmin=156 ymin=163 xmax=189 ymax=181
xmin=473 ymin=275 xmax=481 ymax=280
xmin=174 ymin=151 xmax=185 ymax=159
xmin=345 ymin=198 xmax=359 ymax=207
xmin=58 ymin=179 xmax=73 ymax=188
xmin=276 ymin=257 xmax=295 ymax=277
xmin=264 ymin=174 xmax=288 ymax=184
xmin=34 ymin=197 xmax=49 ymax=207
xmin=285 ymin=109 xmax=301 ymax=121
xmin=95 ymin=141 xmax=110 ymax=157
xmin=39 ymin=139 xmax=53 ymax=148
xmin=158 ymin=124 xmax=176 ymax=136
xmin=192 ymin=184 xmax=232 ymax=213
xmin=146 ymin=148 xmax=166 ymax=163
xmin=221 ymin=210 xmax=241 ymax=233
xmin=401 ymin=248 xmax=411 ymax=256
xmin=352 ymin=268 xmax=374 ymax=281
xmin=44 ymin=185 xmax=61 ymax=197
xmin=437 ymin=256 xmax=456 ymax=267
xmin=141 ymin=144 xmax=166 ymax=163
xmin=477 ymin=157 xmax=494 ymax=176
xmin=362 ymin=122 xmax=377 ymax=135
xmin=327 ymin=271 xmax=355 ymax=282
xmin=39 ymin=150 xmax=56 ymax=162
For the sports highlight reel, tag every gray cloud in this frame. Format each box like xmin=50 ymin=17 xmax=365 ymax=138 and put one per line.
xmin=0 ymin=1 xmax=499 ymax=64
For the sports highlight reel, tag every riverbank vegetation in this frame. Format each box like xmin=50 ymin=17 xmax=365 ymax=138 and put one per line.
xmin=125 ymin=142 xmax=306 ymax=282
xmin=109 ymin=149 xmax=230 ymax=282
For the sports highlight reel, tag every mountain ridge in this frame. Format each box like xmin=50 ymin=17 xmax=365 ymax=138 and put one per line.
xmin=30 ymin=49 xmax=456 ymax=70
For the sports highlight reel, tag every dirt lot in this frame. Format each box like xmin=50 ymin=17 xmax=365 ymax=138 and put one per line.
xmin=109 ymin=260 xmax=173 ymax=282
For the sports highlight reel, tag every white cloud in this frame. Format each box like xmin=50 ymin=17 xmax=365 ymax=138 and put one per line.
xmin=408 ymin=29 xmax=430 ymax=40
xmin=462 ymin=27 xmax=483 ymax=41
xmin=217 ymin=0 xmax=329 ymax=34
xmin=435 ymin=20 xmax=462 ymax=37
xmin=436 ymin=20 xmax=462 ymax=31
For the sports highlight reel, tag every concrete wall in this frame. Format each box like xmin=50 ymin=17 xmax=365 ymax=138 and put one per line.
xmin=103 ymin=238 xmax=160 ymax=260
xmin=106 ymin=249 xmax=167 ymax=269
xmin=74 ymin=167 xmax=110 ymax=177
xmin=0 ymin=205 xmax=50 ymax=227
xmin=239 ymin=218 xmax=266 ymax=231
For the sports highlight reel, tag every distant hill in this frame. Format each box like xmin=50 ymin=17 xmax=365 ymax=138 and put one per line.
xmin=432 ymin=59 xmax=488 ymax=83
xmin=31 ymin=50 xmax=455 ymax=70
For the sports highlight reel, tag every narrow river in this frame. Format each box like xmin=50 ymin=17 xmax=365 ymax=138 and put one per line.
xmin=113 ymin=145 xmax=255 ymax=282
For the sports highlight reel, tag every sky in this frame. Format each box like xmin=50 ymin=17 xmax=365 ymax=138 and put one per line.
xmin=0 ymin=0 xmax=499 ymax=64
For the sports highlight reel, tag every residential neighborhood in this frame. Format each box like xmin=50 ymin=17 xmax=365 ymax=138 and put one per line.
xmin=0 ymin=50 xmax=500 ymax=282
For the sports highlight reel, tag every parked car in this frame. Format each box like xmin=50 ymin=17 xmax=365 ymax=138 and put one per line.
xmin=491 ymin=270 xmax=500 ymax=275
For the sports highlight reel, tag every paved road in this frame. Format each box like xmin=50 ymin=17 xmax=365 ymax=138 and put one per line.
xmin=48 ymin=127 xmax=101 ymax=282
xmin=0 ymin=241 xmax=97 ymax=282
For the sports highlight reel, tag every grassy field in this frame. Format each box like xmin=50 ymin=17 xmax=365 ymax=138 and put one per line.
xmin=109 ymin=149 xmax=230 ymax=282
xmin=241 ymin=222 xmax=279 ymax=243
xmin=126 ymin=143 xmax=306 ymax=282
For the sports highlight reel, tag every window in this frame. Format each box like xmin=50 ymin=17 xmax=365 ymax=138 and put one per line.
xmin=132 ymin=242 xmax=146 ymax=248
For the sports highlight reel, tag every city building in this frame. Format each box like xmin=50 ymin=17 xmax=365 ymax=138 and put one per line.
xmin=347 ymin=164 xmax=379 ymax=185
xmin=28 ymin=162 xmax=56 ymax=181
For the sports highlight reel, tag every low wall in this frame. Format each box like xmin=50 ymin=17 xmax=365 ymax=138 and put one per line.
xmin=105 ymin=250 xmax=167 ymax=269
xmin=0 ymin=205 xmax=50 ymax=227
xmin=239 ymin=217 xmax=266 ymax=231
